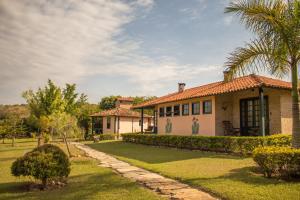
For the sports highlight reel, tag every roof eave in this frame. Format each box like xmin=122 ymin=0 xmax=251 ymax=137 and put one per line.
xmin=132 ymin=85 xmax=292 ymax=108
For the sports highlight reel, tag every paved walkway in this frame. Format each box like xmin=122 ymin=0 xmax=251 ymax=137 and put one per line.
xmin=73 ymin=142 xmax=218 ymax=200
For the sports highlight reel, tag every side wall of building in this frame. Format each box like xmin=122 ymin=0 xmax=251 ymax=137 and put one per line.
xmin=102 ymin=116 xmax=116 ymax=134
xmin=118 ymin=117 xmax=149 ymax=134
xmin=155 ymin=96 xmax=216 ymax=136
xmin=280 ymin=91 xmax=292 ymax=134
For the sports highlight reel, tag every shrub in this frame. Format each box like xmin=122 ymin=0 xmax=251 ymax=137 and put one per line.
xmin=253 ymin=146 xmax=300 ymax=178
xmin=11 ymin=144 xmax=70 ymax=188
xmin=99 ymin=133 xmax=116 ymax=141
xmin=122 ymin=133 xmax=291 ymax=155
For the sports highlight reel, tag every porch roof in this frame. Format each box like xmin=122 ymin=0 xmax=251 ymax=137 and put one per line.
xmin=90 ymin=107 xmax=152 ymax=118
xmin=133 ymin=74 xmax=291 ymax=108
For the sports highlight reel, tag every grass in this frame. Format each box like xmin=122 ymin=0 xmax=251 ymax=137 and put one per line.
xmin=0 ymin=139 xmax=164 ymax=200
xmin=88 ymin=141 xmax=300 ymax=200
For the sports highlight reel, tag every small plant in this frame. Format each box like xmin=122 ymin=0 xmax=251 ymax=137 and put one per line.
xmin=253 ymin=146 xmax=300 ymax=178
xmin=11 ymin=144 xmax=70 ymax=189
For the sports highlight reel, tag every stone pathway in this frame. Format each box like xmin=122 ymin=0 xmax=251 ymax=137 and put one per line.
xmin=73 ymin=142 xmax=218 ymax=200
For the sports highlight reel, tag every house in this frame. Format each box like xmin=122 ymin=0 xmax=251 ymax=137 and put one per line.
xmin=90 ymin=97 xmax=152 ymax=134
xmin=133 ymin=73 xmax=293 ymax=136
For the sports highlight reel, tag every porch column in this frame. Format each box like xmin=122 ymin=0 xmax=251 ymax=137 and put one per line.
xmin=153 ymin=110 xmax=156 ymax=134
xmin=141 ymin=108 xmax=144 ymax=134
xmin=259 ymin=87 xmax=266 ymax=136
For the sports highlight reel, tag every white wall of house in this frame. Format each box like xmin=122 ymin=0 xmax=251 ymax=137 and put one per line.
xmin=102 ymin=116 xmax=151 ymax=134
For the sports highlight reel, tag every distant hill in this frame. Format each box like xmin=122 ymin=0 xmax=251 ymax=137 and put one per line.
xmin=0 ymin=104 xmax=30 ymax=119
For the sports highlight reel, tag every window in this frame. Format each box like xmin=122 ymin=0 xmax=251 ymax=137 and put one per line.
xmin=159 ymin=107 xmax=165 ymax=117
xmin=166 ymin=106 xmax=172 ymax=116
xmin=173 ymin=105 xmax=180 ymax=116
xmin=192 ymin=102 xmax=200 ymax=115
xmin=203 ymin=100 xmax=212 ymax=114
xmin=106 ymin=117 xmax=111 ymax=129
xmin=182 ymin=104 xmax=189 ymax=116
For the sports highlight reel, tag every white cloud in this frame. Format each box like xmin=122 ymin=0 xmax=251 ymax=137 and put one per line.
xmin=0 ymin=0 xmax=219 ymax=104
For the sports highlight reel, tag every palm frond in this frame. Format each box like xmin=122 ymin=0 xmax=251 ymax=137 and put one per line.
xmin=225 ymin=38 xmax=289 ymax=79
xmin=225 ymin=0 xmax=287 ymax=37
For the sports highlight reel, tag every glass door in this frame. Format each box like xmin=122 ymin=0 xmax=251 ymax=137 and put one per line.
xmin=240 ymin=97 xmax=269 ymax=136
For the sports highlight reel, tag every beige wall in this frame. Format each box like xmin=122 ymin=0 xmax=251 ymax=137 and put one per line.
xmin=215 ymin=93 xmax=233 ymax=136
xmin=102 ymin=116 xmax=151 ymax=134
xmin=117 ymin=117 xmax=150 ymax=134
xmin=155 ymin=96 xmax=216 ymax=136
xmin=280 ymin=91 xmax=292 ymax=134
xmin=215 ymin=88 xmax=292 ymax=135
xmin=102 ymin=116 xmax=116 ymax=134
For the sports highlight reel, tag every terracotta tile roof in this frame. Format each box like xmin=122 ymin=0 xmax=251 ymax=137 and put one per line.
xmin=133 ymin=74 xmax=292 ymax=108
xmin=117 ymin=97 xmax=134 ymax=102
xmin=90 ymin=107 xmax=152 ymax=118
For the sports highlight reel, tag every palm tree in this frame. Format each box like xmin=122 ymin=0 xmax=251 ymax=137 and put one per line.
xmin=225 ymin=0 xmax=300 ymax=148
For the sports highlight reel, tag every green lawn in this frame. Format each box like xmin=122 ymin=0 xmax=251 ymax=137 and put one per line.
xmin=0 ymin=139 xmax=163 ymax=200
xmin=88 ymin=141 xmax=300 ymax=200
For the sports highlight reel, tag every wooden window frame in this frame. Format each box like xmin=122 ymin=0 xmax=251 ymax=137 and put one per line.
xmin=173 ymin=104 xmax=180 ymax=116
xmin=182 ymin=103 xmax=189 ymax=116
xmin=203 ymin=100 xmax=212 ymax=114
xmin=166 ymin=106 xmax=172 ymax=117
xmin=192 ymin=102 xmax=200 ymax=115
xmin=159 ymin=107 xmax=165 ymax=117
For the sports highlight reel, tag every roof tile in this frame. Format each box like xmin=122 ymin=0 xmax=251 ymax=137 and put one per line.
xmin=133 ymin=74 xmax=291 ymax=108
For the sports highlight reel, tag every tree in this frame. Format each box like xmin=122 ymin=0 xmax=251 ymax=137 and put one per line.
xmin=225 ymin=0 xmax=300 ymax=148
xmin=99 ymin=95 xmax=120 ymax=110
xmin=5 ymin=114 xmax=23 ymax=147
xmin=0 ymin=120 xmax=8 ymax=143
xmin=23 ymin=80 xmax=87 ymax=118
xmin=76 ymin=104 xmax=99 ymax=139
xmin=63 ymin=84 xmax=87 ymax=116
xmin=23 ymin=80 xmax=87 ymax=145
xmin=132 ymin=96 xmax=157 ymax=115
xmin=49 ymin=113 xmax=80 ymax=157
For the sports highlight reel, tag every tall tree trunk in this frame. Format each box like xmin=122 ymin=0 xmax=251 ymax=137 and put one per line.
xmin=291 ymin=60 xmax=300 ymax=148
xmin=63 ymin=133 xmax=71 ymax=157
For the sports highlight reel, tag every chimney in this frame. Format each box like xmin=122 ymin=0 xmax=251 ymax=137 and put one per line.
xmin=178 ymin=83 xmax=186 ymax=93
xmin=223 ymin=70 xmax=230 ymax=82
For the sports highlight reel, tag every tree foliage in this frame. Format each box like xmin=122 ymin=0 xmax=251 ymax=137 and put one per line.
xmin=99 ymin=95 xmax=121 ymax=110
xmin=23 ymin=80 xmax=87 ymax=118
xmin=99 ymin=95 xmax=156 ymax=110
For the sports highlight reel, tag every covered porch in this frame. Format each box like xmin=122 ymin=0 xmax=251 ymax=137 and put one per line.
xmin=91 ymin=116 xmax=103 ymax=134
xmin=215 ymin=86 xmax=290 ymax=136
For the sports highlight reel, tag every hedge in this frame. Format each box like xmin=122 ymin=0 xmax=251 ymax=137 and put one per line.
xmin=253 ymin=146 xmax=300 ymax=178
xmin=90 ymin=134 xmax=116 ymax=142
xmin=122 ymin=133 xmax=291 ymax=154
xmin=99 ymin=134 xmax=116 ymax=141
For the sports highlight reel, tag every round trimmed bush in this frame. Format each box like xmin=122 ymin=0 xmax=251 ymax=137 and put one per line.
xmin=253 ymin=146 xmax=300 ymax=178
xmin=11 ymin=144 xmax=70 ymax=187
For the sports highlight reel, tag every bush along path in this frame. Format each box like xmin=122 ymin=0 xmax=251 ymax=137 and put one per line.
xmin=73 ymin=142 xmax=217 ymax=200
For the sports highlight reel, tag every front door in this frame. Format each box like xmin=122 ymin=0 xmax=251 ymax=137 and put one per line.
xmin=240 ymin=97 xmax=269 ymax=136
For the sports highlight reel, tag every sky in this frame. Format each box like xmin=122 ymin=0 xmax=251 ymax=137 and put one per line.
xmin=0 ymin=0 xmax=253 ymax=104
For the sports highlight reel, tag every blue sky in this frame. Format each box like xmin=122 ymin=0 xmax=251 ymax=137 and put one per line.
xmin=0 ymin=0 xmax=253 ymax=104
